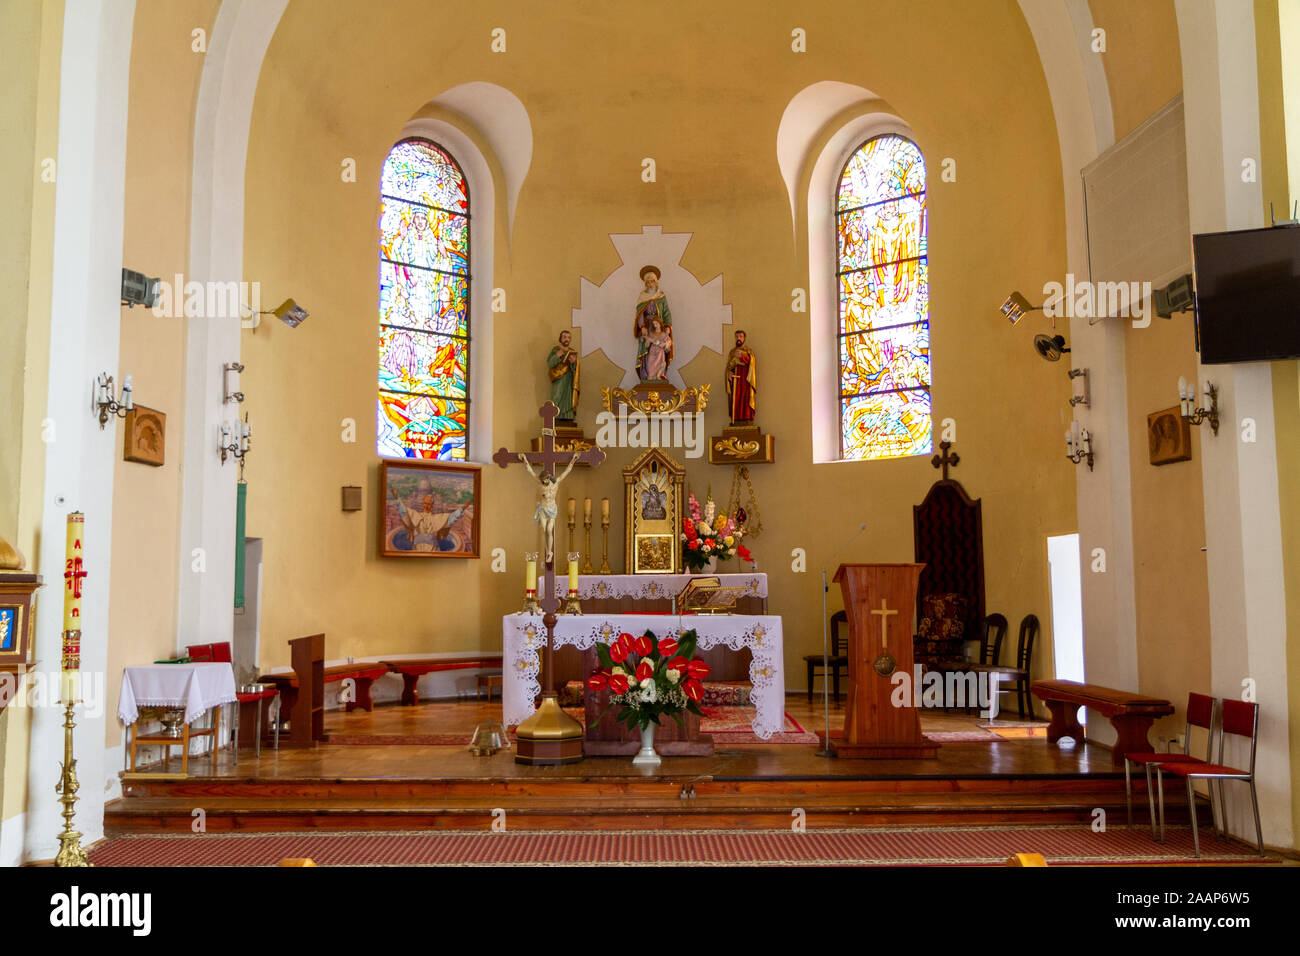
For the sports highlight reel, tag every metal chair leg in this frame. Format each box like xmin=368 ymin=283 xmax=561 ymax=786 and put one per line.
xmin=1186 ymin=776 xmax=1201 ymax=857
xmin=1249 ymin=780 xmax=1265 ymax=856
xmin=1157 ymin=767 xmax=1167 ymax=843
xmin=1144 ymin=764 xmax=1159 ymax=839
xmin=1124 ymin=760 xmax=1133 ymax=828
xmin=254 ymin=698 xmax=263 ymax=758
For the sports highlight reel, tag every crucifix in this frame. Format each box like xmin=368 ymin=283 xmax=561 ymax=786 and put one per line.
xmin=930 ymin=441 xmax=960 ymax=479
xmin=870 ymin=598 xmax=898 ymax=649
xmin=492 ymin=401 xmax=605 ymax=764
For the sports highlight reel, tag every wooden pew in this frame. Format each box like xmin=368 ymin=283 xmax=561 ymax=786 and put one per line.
xmin=380 ymin=655 xmax=504 ymax=705
xmin=259 ymin=662 xmax=390 ymax=715
xmin=1030 ymin=679 xmax=1174 ymax=767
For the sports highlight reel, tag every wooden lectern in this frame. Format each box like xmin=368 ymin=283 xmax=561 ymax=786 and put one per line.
xmin=820 ymin=563 xmax=938 ymax=759
xmin=286 ymin=633 xmax=326 ymax=747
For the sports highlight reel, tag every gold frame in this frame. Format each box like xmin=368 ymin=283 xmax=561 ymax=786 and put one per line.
xmin=623 ymin=447 xmax=685 ymax=574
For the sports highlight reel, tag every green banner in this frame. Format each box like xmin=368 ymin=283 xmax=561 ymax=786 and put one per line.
xmin=234 ymin=481 xmax=247 ymax=608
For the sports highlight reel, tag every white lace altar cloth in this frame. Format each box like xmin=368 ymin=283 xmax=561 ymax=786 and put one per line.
xmin=117 ymin=662 xmax=237 ymax=726
xmin=550 ymin=573 xmax=767 ymax=601
xmin=502 ymin=614 xmax=784 ymax=739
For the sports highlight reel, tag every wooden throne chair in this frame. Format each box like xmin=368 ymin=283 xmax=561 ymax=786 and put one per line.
xmin=912 ymin=464 xmax=985 ymax=672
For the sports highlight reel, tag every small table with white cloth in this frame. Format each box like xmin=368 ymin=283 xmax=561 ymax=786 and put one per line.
xmin=118 ymin=662 xmax=237 ymax=774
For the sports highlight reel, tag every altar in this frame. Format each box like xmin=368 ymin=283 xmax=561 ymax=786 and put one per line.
xmin=502 ymin=611 xmax=786 ymax=739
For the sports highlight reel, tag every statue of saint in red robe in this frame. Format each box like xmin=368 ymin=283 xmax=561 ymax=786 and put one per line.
xmin=726 ymin=330 xmax=757 ymax=425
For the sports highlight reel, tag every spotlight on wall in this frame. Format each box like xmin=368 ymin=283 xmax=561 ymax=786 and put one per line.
xmin=1000 ymin=291 xmax=1043 ymax=325
xmin=1033 ymin=334 xmax=1069 ymax=361
xmin=240 ymin=297 xmax=310 ymax=332
xmin=274 ymin=299 xmax=309 ymax=328
xmin=121 ymin=269 xmax=161 ymax=309
xmin=1153 ymin=274 xmax=1194 ymax=319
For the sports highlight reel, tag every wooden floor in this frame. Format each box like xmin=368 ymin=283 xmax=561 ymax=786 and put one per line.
xmin=101 ymin=695 xmax=1198 ymax=834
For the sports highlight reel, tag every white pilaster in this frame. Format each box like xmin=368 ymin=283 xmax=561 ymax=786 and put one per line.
xmin=1177 ymin=0 xmax=1293 ymax=848
xmin=25 ymin=0 xmax=136 ymax=862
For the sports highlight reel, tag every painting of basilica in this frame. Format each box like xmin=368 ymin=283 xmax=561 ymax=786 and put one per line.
xmin=379 ymin=460 xmax=480 ymax=559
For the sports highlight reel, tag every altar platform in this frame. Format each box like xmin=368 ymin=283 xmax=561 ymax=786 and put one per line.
xmin=102 ymin=698 xmax=1203 ymax=836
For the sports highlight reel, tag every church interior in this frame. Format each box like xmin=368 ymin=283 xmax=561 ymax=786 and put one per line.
xmin=2 ymin=0 xmax=1300 ymax=874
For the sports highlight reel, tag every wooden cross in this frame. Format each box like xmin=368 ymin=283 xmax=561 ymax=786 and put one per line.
xmin=870 ymin=598 xmax=898 ymax=649
xmin=931 ymin=441 xmax=960 ymax=479
xmin=493 ymin=402 xmax=605 ymax=697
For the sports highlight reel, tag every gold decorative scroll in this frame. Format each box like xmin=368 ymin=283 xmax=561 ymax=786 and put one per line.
xmin=712 ymin=436 xmax=761 ymax=458
xmin=601 ymin=384 xmax=710 ymax=415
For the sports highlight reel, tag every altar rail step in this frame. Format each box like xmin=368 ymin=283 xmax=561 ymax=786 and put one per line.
xmin=104 ymin=789 xmax=1196 ymax=834
xmin=118 ymin=773 xmax=1133 ymax=802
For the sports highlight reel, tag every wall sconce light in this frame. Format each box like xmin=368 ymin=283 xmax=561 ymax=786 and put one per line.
xmin=1178 ymin=377 xmax=1219 ymax=435
xmin=219 ymin=415 xmax=251 ymax=464
xmin=341 ymin=486 xmax=363 ymax=512
xmin=1068 ymin=367 xmax=1090 ymax=407
xmin=223 ymin=363 xmax=245 ymax=404
xmin=95 ymin=372 xmax=133 ymax=428
xmin=1065 ymin=420 xmax=1093 ymax=471
xmin=1001 ymin=291 xmax=1043 ymax=325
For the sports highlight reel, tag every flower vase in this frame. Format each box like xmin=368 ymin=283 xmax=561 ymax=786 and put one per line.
xmin=632 ymin=723 xmax=661 ymax=767
xmin=705 ymin=556 xmax=718 ymax=573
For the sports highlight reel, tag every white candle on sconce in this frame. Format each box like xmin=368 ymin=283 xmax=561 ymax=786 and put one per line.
xmin=122 ymin=373 xmax=133 ymax=409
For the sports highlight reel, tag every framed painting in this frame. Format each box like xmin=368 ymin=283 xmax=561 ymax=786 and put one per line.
xmin=124 ymin=406 xmax=165 ymax=466
xmin=379 ymin=460 xmax=481 ymax=558
xmin=1147 ymin=407 xmax=1192 ymax=465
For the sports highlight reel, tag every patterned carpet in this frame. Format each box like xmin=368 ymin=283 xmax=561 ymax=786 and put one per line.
xmin=87 ymin=825 xmax=1268 ymax=867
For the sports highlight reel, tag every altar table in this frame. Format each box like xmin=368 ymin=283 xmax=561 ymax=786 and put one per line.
xmin=502 ymin=613 xmax=785 ymax=739
xmin=548 ymin=572 xmax=767 ymax=603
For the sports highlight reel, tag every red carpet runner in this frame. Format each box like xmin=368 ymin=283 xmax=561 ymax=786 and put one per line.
xmin=89 ymin=826 xmax=1267 ymax=867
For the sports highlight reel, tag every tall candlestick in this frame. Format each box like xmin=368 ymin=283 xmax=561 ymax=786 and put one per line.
xmin=601 ymin=497 xmax=609 ymax=521
xmin=62 ymin=513 xmax=85 ymax=702
xmin=583 ymin=498 xmax=592 ymax=522
xmin=567 ymin=498 xmax=576 ymax=523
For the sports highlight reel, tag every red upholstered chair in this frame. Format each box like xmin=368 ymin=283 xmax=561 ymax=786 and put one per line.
xmin=1158 ymin=699 xmax=1264 ymax=857
xmin=186 ymin=643 xmax=214 ymax=662
xmin=1123 ymin=692 xmax=1215 ymax=836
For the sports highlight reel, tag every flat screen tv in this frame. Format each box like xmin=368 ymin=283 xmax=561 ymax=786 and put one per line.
xmin=1192 ymin=226 xmax=1300 ymax=364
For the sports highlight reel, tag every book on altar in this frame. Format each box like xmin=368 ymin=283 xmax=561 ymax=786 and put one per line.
xmin=673 ymin=576 xmax=750 ymax=615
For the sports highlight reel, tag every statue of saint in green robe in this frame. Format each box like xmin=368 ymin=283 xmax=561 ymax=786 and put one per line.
xmin=547 ymin=329 xmax=580 ymax=421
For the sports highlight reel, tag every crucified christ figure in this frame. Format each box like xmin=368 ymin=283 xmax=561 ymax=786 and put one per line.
xmin=519 ymin=451 xmax=579 ymax=564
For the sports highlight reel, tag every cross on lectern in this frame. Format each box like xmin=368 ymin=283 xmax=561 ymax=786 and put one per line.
xmin=870 ymin=598 xmax=898 ymax=649
xmin=931 ymin=441 xmax=960 ymax=479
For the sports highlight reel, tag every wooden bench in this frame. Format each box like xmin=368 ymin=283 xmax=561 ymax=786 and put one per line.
xmin=259 ymin=662 xmax=391 ymax=714
xmin=1030 ymin=679 xmax=1174 ymax=766
xmin=380 ymin=656 xmax=504 ymax=705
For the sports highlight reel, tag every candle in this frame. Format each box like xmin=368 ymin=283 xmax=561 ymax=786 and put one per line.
xmin=525 ymin=556 xmax=537 ymax=592
xmin=62 ymin=513 xmax=85 ymax=701
xmin=567 ymin=498 xmax=576 ymax=523
xmin=601 ymin=498 xmax=610 ymax=521
xmin=583 ymin=498 xmax=592 ymax=522
xmin=1065 ymin=429 xmax=1074 ymax=453
xmin=122 ymin=373 xmax=133 ymax=410
xmin=221 ymin=423 xmax=231 ymax=446
xmin=568 ymin=556 xmax=579 ymax=593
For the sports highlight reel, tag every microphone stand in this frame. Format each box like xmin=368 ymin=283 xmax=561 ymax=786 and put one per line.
xmin=815 ymin=566 xmax=833 ymax=757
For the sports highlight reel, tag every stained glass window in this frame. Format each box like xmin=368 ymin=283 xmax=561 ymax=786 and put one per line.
xmin=836 ymin=135 xmax=931 ymax=461
xmin=378 ymin=139 xmax=470 ymax=460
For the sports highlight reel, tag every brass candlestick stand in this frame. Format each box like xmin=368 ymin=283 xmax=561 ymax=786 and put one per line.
xmin=600 ymin=515 xmax=612 ymax=574
xmin=54 ymin=697 xmax=90 ymax=867
xmin=564 ymin=552 xmax=583 ymax=615
xmin=522 ymin=551 xmax=541 ymax=614
xmin=582 ymin=518 xmax=595 ymax=574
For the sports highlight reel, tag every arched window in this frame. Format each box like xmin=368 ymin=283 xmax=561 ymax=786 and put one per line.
xmin=835 ymin=135 xmax=930 ymax=461
xmin=377 ymin=139 xmax=470 ymax=460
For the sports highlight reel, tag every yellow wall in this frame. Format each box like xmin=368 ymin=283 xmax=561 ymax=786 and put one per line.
xmin=1089 ymin=0 xmax=1183 ymax=141
xmin=105 ymin=0 xmax=223 ymax=748
xmin=237 ymin=0 xmax=1075 ymax=682
xmin=0 ymin=0 xmax=62 ymax=830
